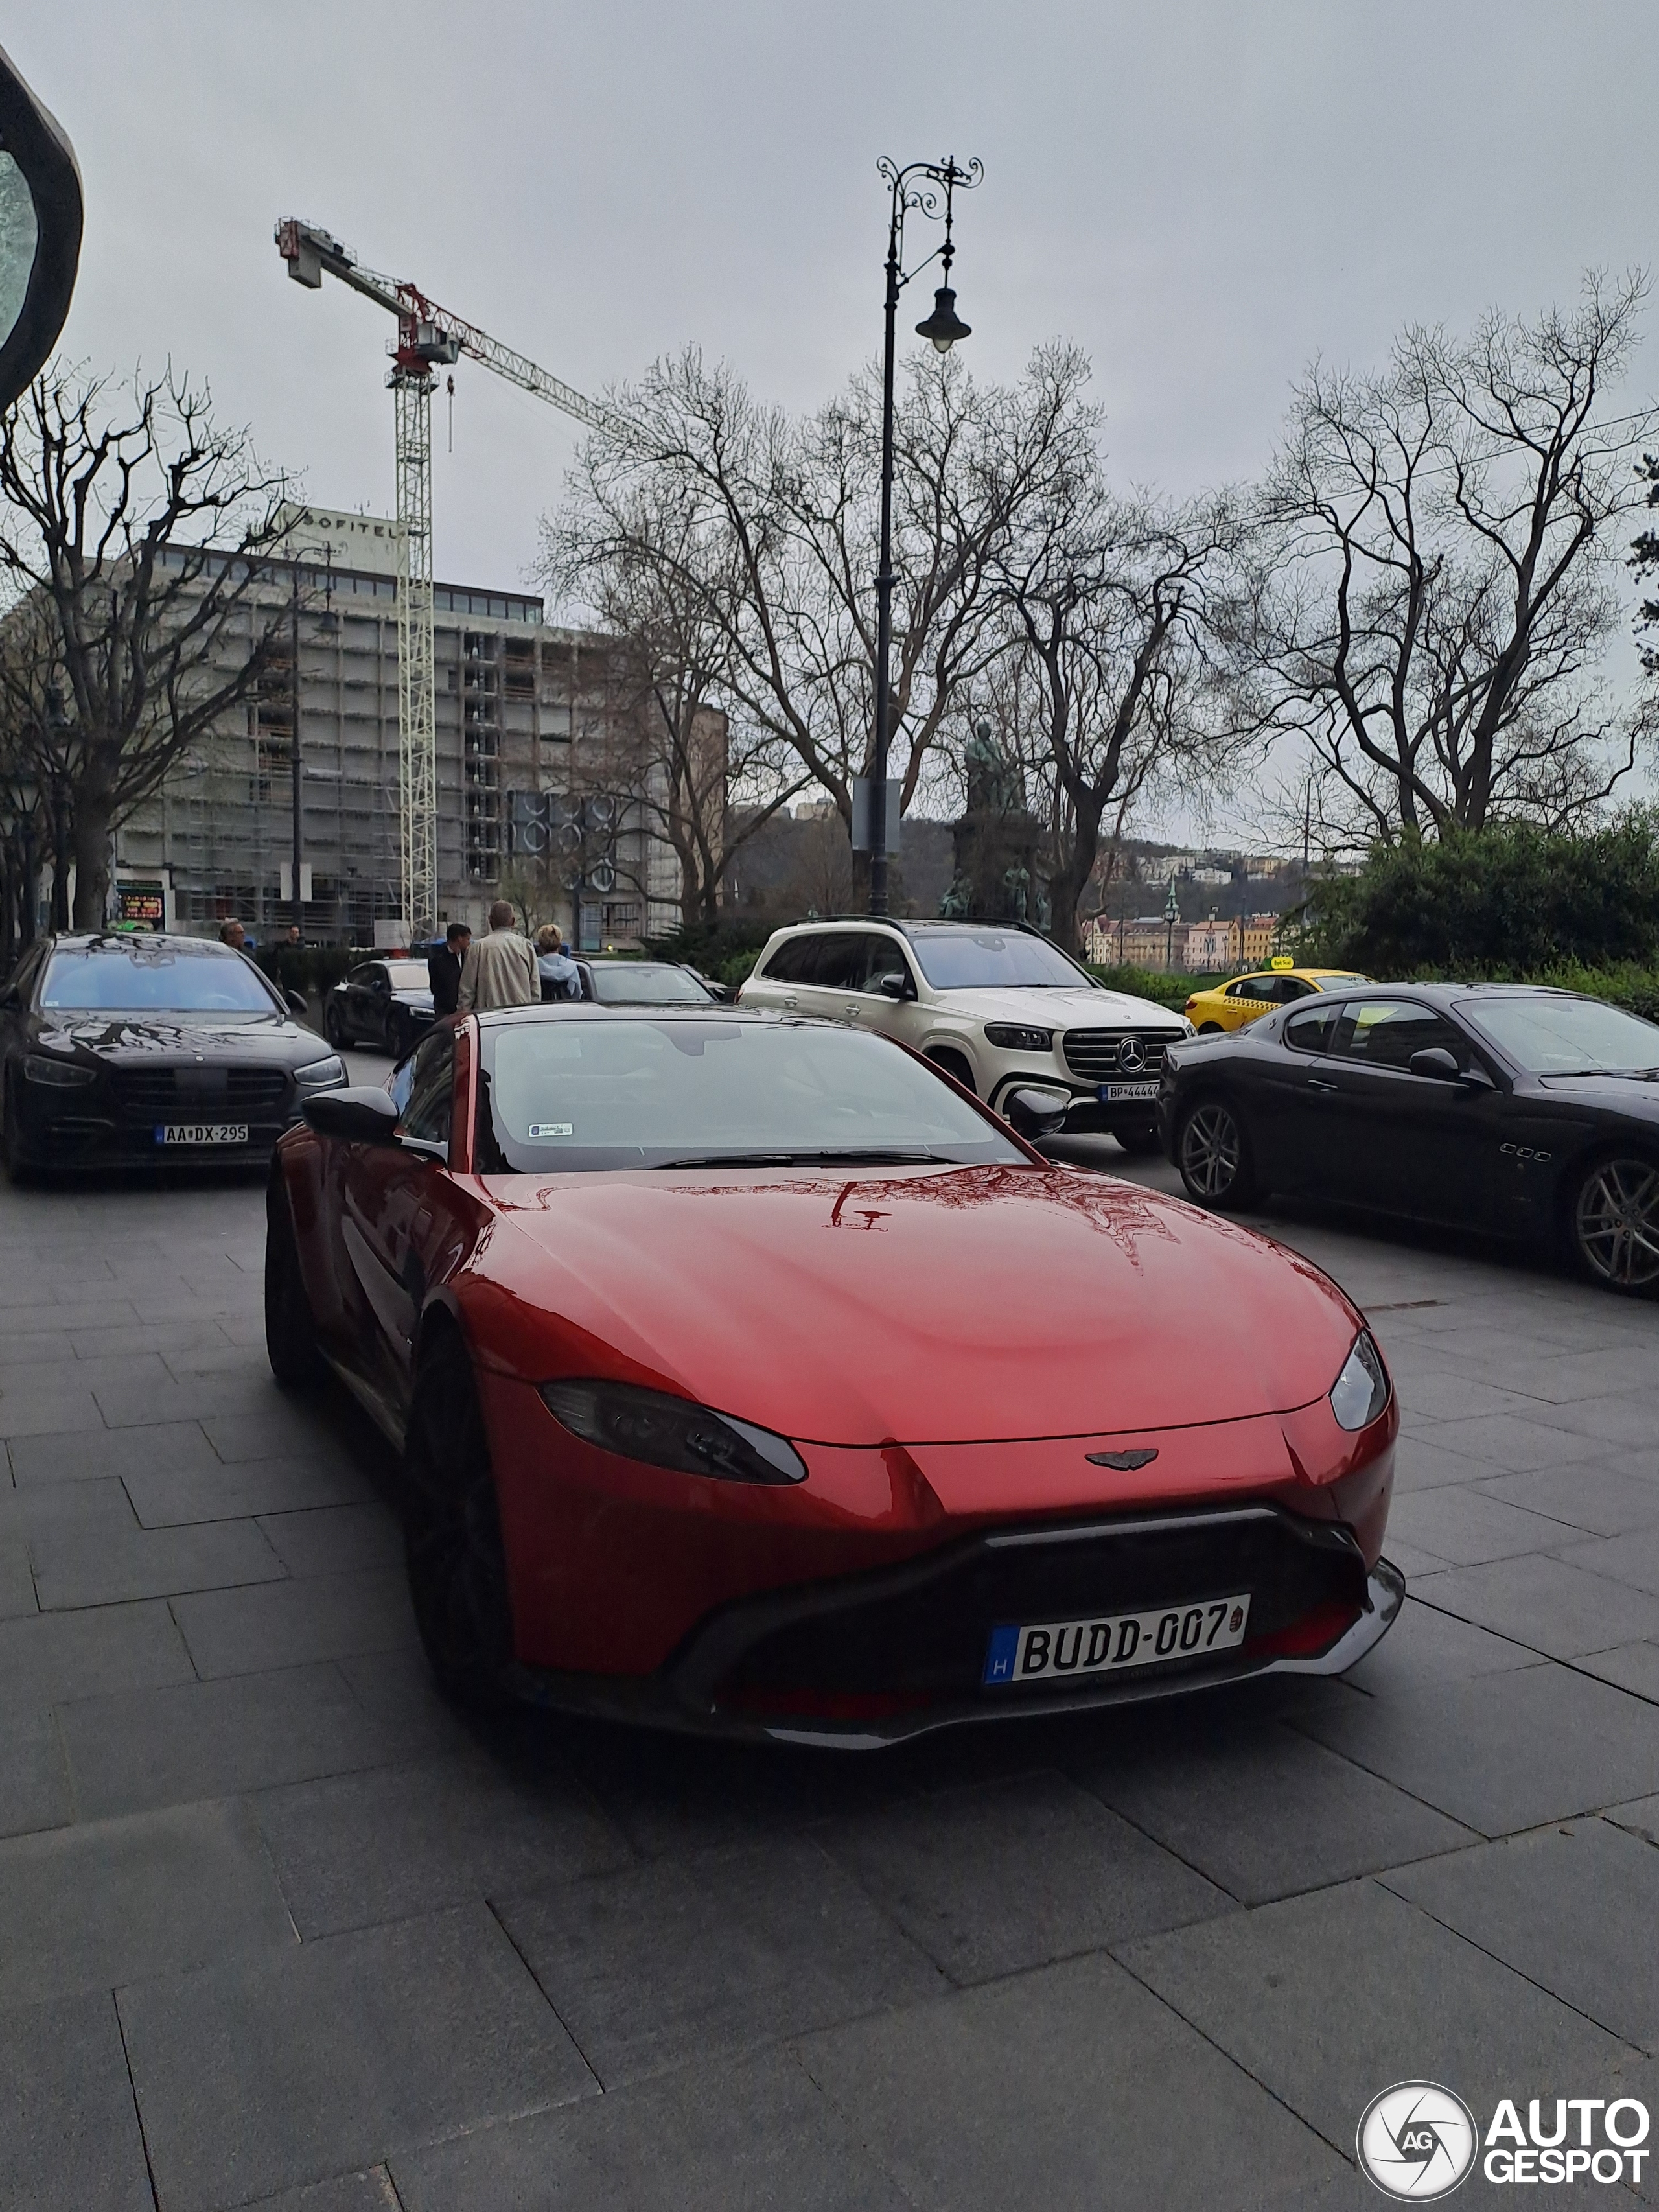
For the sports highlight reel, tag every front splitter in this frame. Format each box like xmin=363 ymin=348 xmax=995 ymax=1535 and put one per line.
xmin=504 ymin=1558 xmax=1406 ymax=1752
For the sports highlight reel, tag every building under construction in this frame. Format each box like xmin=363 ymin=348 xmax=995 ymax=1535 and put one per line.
xmin=113 ymin=507 xmax=696 ymax=948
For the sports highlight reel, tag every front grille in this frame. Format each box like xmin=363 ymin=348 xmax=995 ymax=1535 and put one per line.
xmin=701 ymin=1505 xmax=1367 ymax=1714
xmin=109 ymin=1066 xmax=289 ymax=1123
xmin=1062 ymin=1029 xmax=1184 ymax=1082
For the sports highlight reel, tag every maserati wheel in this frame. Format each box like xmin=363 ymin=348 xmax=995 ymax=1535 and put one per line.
xmin=403 ymin=1328 xmax=515 ymax=1710
xmin=1176 ymin=1097 xmax=1259 ymax=1210
xmin=323 ymin=999 xmax=347 ymax=1049
xmin=1570 ymin=1154 xmax=1659 ymax=1297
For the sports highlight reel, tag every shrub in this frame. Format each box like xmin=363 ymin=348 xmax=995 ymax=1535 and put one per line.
xmin=1301 ymin=817 xmax=1659 ymax=975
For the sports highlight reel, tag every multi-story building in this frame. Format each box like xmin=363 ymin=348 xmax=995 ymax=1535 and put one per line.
xmin=111 ymin=507 xmax=693 ymax=948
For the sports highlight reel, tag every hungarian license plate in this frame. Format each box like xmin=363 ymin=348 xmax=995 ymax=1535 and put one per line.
xmin=983 ymin=1594 xmax=1251 ymax=1686
xmin=1100 ymin=1080 xmax=1159 ymax=1101
xmin=154 ymin=1123 xmax=249 ymax=1147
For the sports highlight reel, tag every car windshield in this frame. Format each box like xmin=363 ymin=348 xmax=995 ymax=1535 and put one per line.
xmin=586 ymin=963 xmax=712 ymax=1005
xmin=908 ymin=931 xmax=1084 ymax=990
xmin=384 ymin=962 xmax=431 ymax=990
xmin=40 ymin=947 xmax=279 ymax=1014
xmin=476 ymin=1016 xmax=1025 ymax=1172
xmin=1458 ymin=995 xmax=1659 ymax=1075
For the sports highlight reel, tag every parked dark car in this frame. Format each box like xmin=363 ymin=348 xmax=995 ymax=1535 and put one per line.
xmin=1160 ymin=982 xmax=1659 ymax=1296
xmin=0 ymin=933 xmax=346 ymax=1178
xmin=323 ymin=959 xmax=435 ymax=1056
xmin=572 ymin=959 xmax=720 ymax=1005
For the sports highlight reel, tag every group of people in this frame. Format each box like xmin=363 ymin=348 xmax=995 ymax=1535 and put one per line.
xmin=427 ymin=903 xmax=581 ymax=1015
xmin=215 ymin=903 xmax=579 ymax=1017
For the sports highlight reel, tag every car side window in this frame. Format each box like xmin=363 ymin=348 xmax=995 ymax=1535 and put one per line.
xmin=859 ymin=934 xmax=915 ymax=994
xmin=760 ymin=937 xmax=811 ymax=985
xmin=400 ymin=1032 xmax=456 ymax=1146
xmin=1284 ymin=1005 xmax=1340 ymax=1054
xmin=1279 ymin=978 xmax=1315 ymax=1001
xmin=812 ymin=935 xmax=868 ymax=992
xmin=1332 ymin=1001 xmax=1465 ymax=1073
xmin=1227 ymin=976 xmax=1270 ymax=1001
xmin=347 ymin=963 xmax=377 ymax=988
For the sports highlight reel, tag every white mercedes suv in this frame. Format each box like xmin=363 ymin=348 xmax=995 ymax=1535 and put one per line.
xmin=736 ymin=918 xmax=1192 ymax=1152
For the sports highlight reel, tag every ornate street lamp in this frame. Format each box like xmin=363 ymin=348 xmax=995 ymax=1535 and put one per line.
xmin=867 ymin=154 xmax=981 ymax=916
xmin=0 ymin=43 xmax=81 ymax=410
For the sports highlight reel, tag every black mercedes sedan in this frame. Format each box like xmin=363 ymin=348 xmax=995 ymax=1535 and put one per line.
xmin=0 ymin=933 xmax=347 ymax=1178
xmin=322 ymin=958 xmax=435 ymax=1057
xmin=1159 ymin=982 xmax=1659 ymax=1296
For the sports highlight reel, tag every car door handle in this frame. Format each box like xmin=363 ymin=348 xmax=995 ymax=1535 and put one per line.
xmin=1307 ymin=1076 xmax=1340 ymax=1093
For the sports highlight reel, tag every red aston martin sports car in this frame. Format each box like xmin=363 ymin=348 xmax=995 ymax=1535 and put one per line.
xmin=265 ymin=1004 xmax=1402 ymax=1747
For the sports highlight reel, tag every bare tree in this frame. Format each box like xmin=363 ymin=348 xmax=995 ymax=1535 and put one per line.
xmin=0 ymin=366 xmax=293 ymax=926
xmin=1250 ymin=275 xmax=1656 ymax=845
xmin=986 ymin=485 xmax=1254 ymax=953
xmin=542 ymin=469 xmax=804 ymax=926
xmin=544 ymin=342 xmax=1100 ymax=871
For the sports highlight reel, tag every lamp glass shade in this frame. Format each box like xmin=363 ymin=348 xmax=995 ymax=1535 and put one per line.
xmin=914 ymin=285 xmax=971 ymax=353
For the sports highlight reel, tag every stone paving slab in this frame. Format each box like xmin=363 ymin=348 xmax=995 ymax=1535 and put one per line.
xmin=0 ymin=1136 xmax=1654 ymax=2206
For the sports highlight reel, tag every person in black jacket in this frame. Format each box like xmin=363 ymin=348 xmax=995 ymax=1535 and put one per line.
xmin=428 ymin=921 xmax=471 ymax=1018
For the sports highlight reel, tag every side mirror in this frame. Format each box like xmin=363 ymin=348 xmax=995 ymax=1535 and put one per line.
xmin=285 ymin=990 xmax=308 ymax=1017
xmin=874 ymin=970 xmax=914 ymax=1001
xmin=302 ymin=1088 xmax=402 ymax=1145
xmin=1004 ymin=1086 xmax=1071 ymax=1141
xmin=1408 ymin=1046 xmax=1460 ymax=1081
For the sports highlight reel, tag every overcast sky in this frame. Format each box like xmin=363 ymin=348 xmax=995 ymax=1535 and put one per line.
xmin=17 ymin=1 xmax=1659 ymax=832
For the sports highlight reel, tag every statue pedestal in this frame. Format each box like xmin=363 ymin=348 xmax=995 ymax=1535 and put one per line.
xmin=942 ymin=808 xmax=1044 ymax=923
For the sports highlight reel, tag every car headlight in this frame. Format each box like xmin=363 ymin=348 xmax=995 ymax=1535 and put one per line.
xmin=294 ymin=1055 xmax=345 ymax=1086
xmin=1330 ymin=1331 xmax=1389 ymax=1431
xmin=540 ymin=1378 xmax=807 ymax=1485
xmin=23 ymin=1053 xmax=95 ymax=1088
xmin=984 ymin=1023 xmax=1055 ymax=1052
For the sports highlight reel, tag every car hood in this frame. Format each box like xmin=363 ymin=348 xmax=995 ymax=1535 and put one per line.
xmin=1537 ymin=1073 xmax=1659 ymax=1117
xmin=927 ymin=985 xmax=1185 ymax=1032
xmin=30 ymin=1012 xmax=321 ymax=1060
xmin=473 ymin=1164 xmax=1360 ymax=1447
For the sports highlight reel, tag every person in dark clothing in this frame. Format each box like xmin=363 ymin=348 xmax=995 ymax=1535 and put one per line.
xmin=428 ymin=921 xmax=471 ymax=1018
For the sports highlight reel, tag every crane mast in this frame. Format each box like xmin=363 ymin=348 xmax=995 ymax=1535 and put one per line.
xmin=275 ymin=217 xmax=605 ymax=942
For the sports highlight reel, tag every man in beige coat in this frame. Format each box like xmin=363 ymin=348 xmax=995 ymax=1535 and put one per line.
xmin=458 ymin=902 xmax=539 ymax=1012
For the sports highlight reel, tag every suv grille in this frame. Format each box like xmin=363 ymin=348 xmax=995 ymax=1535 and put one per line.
xmin=110 ymin=1067 xmax=290 ymax=1122
xmin=1061 ymin=1029 xmax=1184 ymax=1082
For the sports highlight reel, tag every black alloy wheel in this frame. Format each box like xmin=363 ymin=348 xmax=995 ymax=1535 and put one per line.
xmin=323 ymin=998 xmax=347 ymax=1049
xmin=1176 ymin=1096 xmax=1259 ymax=1210
xmin=264 ymin=1185 xmax=326 ymax=1388
xmin=1 ymin=1073 xmax=33 ymax=1187
xmin=402 ymin=1327 xmax=516 ymax=1711
xmin=1114 ymin=1124 xmax=1163 ymax=1158
xmin=1570 ymin=1154 xmax=1659 ymax=1298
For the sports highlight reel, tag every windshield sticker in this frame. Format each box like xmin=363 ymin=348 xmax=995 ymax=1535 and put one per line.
xmin=527 ymin=1123 xmax=575 ymax=1139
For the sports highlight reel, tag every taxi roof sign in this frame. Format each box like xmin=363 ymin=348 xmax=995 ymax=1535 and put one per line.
xmin=1270 ymin=955 xmax=1294 ymax=970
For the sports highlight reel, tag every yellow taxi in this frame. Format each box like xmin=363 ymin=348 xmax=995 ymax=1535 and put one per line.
xmin=1183 ymin=958 xmax=1370 ymax=1032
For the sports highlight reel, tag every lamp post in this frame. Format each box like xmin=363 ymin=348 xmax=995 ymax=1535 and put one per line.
xmin=1164 ymin=876 xmax=1179 ymax=972
xmin=868 ymin=154 xmax=981 ymax=917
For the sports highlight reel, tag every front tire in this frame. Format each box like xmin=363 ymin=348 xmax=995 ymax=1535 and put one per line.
xmin=264 ymin=1182 xmax=326 ymax=1388
xmin=403 ymin=1327 xmax=516 ymax=1711
xmin=1197 ymin=1021 xmax=1224 ymax=1035
xmin=1176 ymin=1096 xmax=1259 ymax=1210
xmin=323 ymin=999 xmax=347 ymax=1049
xmin=1568 ymin=1153 xmax=1659 ymax=1297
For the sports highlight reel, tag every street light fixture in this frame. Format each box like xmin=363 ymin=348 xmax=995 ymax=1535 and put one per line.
xmin=0 ymin=42 xmax=82 ymax=410
xmin=867 ymin=153 xmax=982 ymax=917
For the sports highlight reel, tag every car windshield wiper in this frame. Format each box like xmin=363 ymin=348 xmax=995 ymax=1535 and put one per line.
xmin=652 ymin=1147 xmax=946 ymax=1169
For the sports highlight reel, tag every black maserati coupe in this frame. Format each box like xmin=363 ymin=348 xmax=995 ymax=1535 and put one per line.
xmin=1159 ymin=982 xmax=1659 ymax=1295
xmin=0 ymin=933 xmax=346 ymax=1177
xmin=323 ymin=958 xmax=436 ymax=1058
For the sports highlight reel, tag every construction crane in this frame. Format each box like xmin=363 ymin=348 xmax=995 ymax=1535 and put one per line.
xmin=275 ymin=218 xmax=607 ymax=941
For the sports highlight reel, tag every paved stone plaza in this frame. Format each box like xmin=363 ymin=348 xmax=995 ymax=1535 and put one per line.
xmin=1 ymin=1110 xmax=1658 ymax=2210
